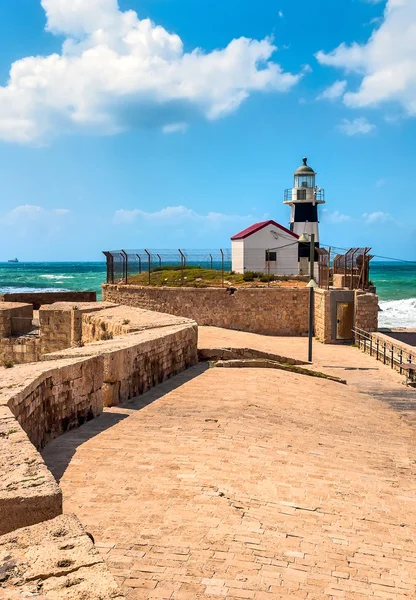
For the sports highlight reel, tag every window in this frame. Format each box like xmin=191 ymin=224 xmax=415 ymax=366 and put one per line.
xmin=266 ymin=251 xmax=277 ymax=262
xmin=297 ymin=189 xmax=306 ymax=200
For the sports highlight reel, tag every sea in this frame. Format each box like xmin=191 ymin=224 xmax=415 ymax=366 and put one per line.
xmin=0 ymin=261 xmax=415 ymax=329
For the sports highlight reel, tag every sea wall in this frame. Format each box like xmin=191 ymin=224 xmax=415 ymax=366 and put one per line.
xmin=102 ymin=284 xmax=310 ymax=336
xmin=0 ymin=309 xmax=197 ymax=535
xmin=0 ymin=291 xmax=97 ymax=310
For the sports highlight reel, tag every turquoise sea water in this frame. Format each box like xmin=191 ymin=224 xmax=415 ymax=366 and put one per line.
xmin=0 ymin=260 xmax=415 ymax=327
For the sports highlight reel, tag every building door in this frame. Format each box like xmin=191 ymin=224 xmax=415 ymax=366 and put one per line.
xmin=336 ymin=302 xmax=354 ymax=340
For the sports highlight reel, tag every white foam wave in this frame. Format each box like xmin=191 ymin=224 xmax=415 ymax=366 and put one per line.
xmin=0 ymin=287 xmax=72 ymax=293
xmin=39 ymin=274 xmax=75 ymax=280
xmin=379 ymin=298 xmax=416 ymax=328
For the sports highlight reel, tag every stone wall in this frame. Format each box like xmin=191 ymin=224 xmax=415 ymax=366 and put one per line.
xmin=39 ymin=302 xmax=115 ymax=354
xmin=0 ymin=336 xmax=40 ymax=365
xmin=0 ymin=303 xmax=33 ymax=338
xmin=0 ymin=514 xmax=125 ymax=599
xmin=6 ymin=356 xmax=104 ymax=450
xmin=102 ymin=285 xmax=310 ymax=336
xmin=0 ymin=405 xmax=62 ymax=536
xmin=0 ymin=309 xmax=197 ymax=535
xmin=0 ymin=291 xmax=97 ymax=310
xmin=314 ymin=288 xmax=331 ymax=344
xmin=355 ymin=291 xmax=379 ymax=333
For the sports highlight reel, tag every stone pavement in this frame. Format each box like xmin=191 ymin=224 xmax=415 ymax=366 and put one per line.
xmin=42 ymin=337 xmax=416 ymax=600
xmin=199 ymin=327 xmax=416 ymax=427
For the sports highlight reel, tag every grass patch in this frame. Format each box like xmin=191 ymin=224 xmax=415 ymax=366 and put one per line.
xmin=128 ymin=267 xmax=305 ymax=288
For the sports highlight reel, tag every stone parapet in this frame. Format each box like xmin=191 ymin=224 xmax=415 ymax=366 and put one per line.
xmin=102 ymin=285 xmax=310 ymax=336
xmin=0 ymin=405 xmax=62 ymax=536
xmin=0 ymin=291 xmax=97 ymax=310
xmin=0 ymin=514 xmax=125 ymax=599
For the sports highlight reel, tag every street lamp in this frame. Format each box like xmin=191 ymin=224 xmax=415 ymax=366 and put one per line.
xmin=298 ymin=231 xmax=316 ymax=362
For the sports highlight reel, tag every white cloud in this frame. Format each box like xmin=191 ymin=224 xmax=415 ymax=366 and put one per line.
xmin=113 ymin=205 xmax=251 ymax=226
xmin=337 ymin=117 xmax=376 ymax=135
xmin=322 ymin=210 xmax=351 ymax=224
xmin=317 ymin=80 xmax=347 ymax=101
xmin=363 ymin=211 xmax=391 ymax=223
xmin=1 ymin=204 xmax=70 ymax=224
xmin=375 ymin=178 xmax=387 ymax=187
xmin=316 ymin=0 xmax=416 ymax=116
xmin=0 ymin=0 xmax=300 ymax=144
xmin=162 ymin=122 xmax=188 ymax=134
xmin=278 ymin=11 xmax=284 ymax=18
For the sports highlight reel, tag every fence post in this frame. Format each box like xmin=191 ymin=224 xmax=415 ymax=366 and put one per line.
xmin=364 ymin=337 xmax=367 ymax=354
xmin=400 ymin=349 xmax=403 ymax=375
xmin=178 ymin=249 xmax=186 ymax=286
xmin=144 ymin=249 xmax=151 ymax=285
xmin=121 ymin=250 xmax=128 ymax=284
xmin=383 ymin=343 xmax=386 ymax=365
xmin=157 ymin=254 xmax=162 ymax=269
xmin=390 ymin=346 xmax=394 ymax=369
xmin=369 ymin=336 xmax=372 ymax=357
xmin=209 ymin=254 xmax=213 ymax=270
xmin=376 ymin=339 xmax=379 ymax=362
xmin=220 ymin=249 xmax=224 ymax=288
xmin=136 ymin=254 xmax=142 ymax=274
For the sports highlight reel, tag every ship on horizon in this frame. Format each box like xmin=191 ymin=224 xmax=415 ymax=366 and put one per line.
xmin=8 ymin=258 xmax=19 ymax=263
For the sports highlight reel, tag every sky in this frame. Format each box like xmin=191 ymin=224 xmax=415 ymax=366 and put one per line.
xmin=0 ymin=0 xmax=415 ymax=261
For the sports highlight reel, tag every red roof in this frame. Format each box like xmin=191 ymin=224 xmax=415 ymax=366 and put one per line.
xmin=231 ymin=220 xmax=298 ymax=241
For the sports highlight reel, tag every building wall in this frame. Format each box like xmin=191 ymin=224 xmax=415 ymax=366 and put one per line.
xmin=231 ymin=239 xmax=244 ymax=273
xmin=102 ymin=284 xmax=310 ymax=336
xmin=232 ymin=225 xmax=299 ymax=275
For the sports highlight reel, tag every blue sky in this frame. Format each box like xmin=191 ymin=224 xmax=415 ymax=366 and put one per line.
xmin=0 ymin=0 xmax=415 ymax=261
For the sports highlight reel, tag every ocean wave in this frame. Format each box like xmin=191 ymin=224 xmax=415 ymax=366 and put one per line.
xmin=39 ymin=274 xmax=75 ymax=280
xmin=0 ymin=287 xmax=72 ymax=293
xmin=379 ymin=298 xmax=416 ymax=328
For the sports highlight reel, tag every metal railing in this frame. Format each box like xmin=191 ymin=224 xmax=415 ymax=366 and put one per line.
xmin=284 ymin=188 xmax=325 ymax=202
xmin=353 ymin=327 xmax=415 ymax=383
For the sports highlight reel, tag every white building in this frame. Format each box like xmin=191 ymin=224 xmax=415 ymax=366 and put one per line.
xmin=231 ymin=158 xmax=325 ymax=276
xmin=231 ymin=220 xmax=299 ymax=275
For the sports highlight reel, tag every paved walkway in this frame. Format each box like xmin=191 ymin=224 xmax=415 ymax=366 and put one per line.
xmin=42 ymin=332 xmax=416 ymax=600
xmin=199 ymin=327 xmax=416 ymax=427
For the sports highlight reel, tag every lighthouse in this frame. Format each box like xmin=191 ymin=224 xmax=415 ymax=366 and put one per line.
xmin=284 ymin=157 xmax=325 ymax=274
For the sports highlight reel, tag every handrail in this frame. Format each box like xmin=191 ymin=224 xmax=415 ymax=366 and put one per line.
xmin=352 ymin=327 xmax=415 ymax=383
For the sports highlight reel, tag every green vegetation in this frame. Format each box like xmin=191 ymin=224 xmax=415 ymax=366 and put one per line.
xmin=128 ymin=266 xmax=304 ymax=288
xmin=2 ymin=359 xmax=14 ymax=369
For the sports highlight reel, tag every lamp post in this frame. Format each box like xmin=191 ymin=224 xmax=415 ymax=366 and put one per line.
xmin=299 ymin=232 xmax=316 ymax=362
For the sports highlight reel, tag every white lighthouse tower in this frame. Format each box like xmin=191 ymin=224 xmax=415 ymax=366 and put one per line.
xmin=284 ymin=157 xmax=325 ymax=273
xmin=284 ymin=157 xmax=325 ymax=240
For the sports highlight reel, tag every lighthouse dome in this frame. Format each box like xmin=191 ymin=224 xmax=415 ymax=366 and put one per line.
xmin=294 ymin=157 xmax=316 ymax=175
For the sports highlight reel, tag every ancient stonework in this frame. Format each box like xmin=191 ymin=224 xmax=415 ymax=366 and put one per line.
xmin=102 ymin=285 xmax=310 ymax=336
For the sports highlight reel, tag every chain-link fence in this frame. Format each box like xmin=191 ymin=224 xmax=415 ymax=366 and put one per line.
xmin=102 ymin=247 xmax=310 ymax=288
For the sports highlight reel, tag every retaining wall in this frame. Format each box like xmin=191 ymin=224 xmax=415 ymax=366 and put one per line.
xmin=0 ymin=309 xmax=197 ymax=535
xmin=102 ymin=285 xmax=310 ymax=336
xmin=0 ymin=291 xmax=97 ymax=310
